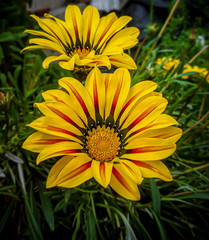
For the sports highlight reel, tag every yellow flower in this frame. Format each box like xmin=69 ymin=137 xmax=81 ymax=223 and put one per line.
xmin=156 ymin=57 xmax=180 ymax=74
xmin=181 ymin=64 xmax=193 ymax=79
xmin=22 ymin=5 xmax=139 ymax=72
xmin=22 ymin=68 xmax=182 ymax=201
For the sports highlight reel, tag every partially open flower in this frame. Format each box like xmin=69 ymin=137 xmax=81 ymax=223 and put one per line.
xmin=22 ymin=68 xmax=182 ymax=201
xmin=22 ymin=5 xmax=139 ymax=73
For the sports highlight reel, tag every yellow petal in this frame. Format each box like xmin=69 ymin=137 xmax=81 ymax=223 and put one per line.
xmin=110 ymin=164 xmax=141 ymax=201
xmin=21 ymin=44 xmax=63 ymax=54
xmin=82 ymin=6 xmax=100 ymax=46
xmin=119 ymin=160 xmax=143 ymax=185
xmin=46 ymin=155 xmax=74 ymax=188
xmin=65 ymin=5 xmax=83 ymax=45
xmin=97 ymin=15 xmax=132 ymax=51
xmin=42 ymin=89 xmax=71 ymax=106
xmin=28 ymin=116 xmax=82 ymax=142
xmin=30 ymin=15 xmax=68 ymax=47
xmin=121 ymin=96 xmax=168 ymax=136
xmin=132 ymin=160 xmax=173 ymax=181
xmin=44 ymin=13 xmax=73 ymax=48
xmin=135 ymin=126 xmax=182 ymax=143
xmin=59 ymin=54 xmax=78 ymax=71
xmin=56 ymin=155 xmax=93 ymax=188
xmin=36 ymin=141 xmax=84 ymax=164
xmin=85 ymin=67 xmax=105 ymax=119
xmin=102 ymin=27 xmax=139 ymax=55
xmin=93 ymin=12 xmax=117 ymax=49
xmin=25 ymin=29 xmax=59 ymax=44
xmin=35 ymin=101 xmax=85 ymax=129
xmin=91 ymin=160 xmax=113 ymax=188
xmin=22 ymin=131 xmax=69 ymax=153
xmin=109 ymin=53 xmax=137 ymax=69
xmin=123 ymin=137 xmax=176 ymax=161
xmin=105 ymin=68 xmax=131 ymax=121
xmin=118 ymin=81 xmax=158 ymax=124
xmin=29 ymin=38 xmax=65 ymax=53
xmin=127 ymin=114 xmax=179 ymax=141
xmin=58 ymin=77 xmax=95 ymax=125
xmin=43 ymin=55 xmax=71 ymax=69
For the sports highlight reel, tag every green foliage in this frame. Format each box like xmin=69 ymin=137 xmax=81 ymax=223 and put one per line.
xmin=1 ymin=1 xmax=209 ymax=240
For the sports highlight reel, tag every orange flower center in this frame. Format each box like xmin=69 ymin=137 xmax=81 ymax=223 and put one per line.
xmin=86 ymin=126 xmax=120 ymax=162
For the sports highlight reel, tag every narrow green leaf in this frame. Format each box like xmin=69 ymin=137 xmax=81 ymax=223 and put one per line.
xmin=72 ymin=204 xmax=83 ymax=240
xmin=38 ymin=181 xmax=55 ymax=231
xmin=150 ymin=178 xmax=161 ymax=216
xmin=151 ymin=209 xmax=167 ymax=240
xmin=86 ymin=207 xmax=97 ymax=240
xmin=0 ymin=201 xmax=14 ymax=233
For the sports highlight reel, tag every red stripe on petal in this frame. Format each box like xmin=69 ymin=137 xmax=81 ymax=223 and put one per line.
xmin=131 ymin=160 xmax=157 ymax=172
xmin=35 ymin=139 xmax=69 ymax=145
xmin=128 ymin=105 xmax=158 ymax=130
xmin=100 ymin=163 xmax=105 ymax=181
xmin=67 ymin=84 xmax=90 ymax=118
xmin=44 ymin=125 xmax=78 ymax=138
xmin=93 ymin=79 xmax=99 ymax=113
xmin=59 ymin=161 xmax=91 ymax=183
xmin=110 ymin=80 xmax=122 ymax=115
xmin=126 ymin=145 xmax=173 ymax=154
xmin=46 ymin=105 xmax=79 ymax=128
xmin=112 ymin=167 xmax=136 ymax=196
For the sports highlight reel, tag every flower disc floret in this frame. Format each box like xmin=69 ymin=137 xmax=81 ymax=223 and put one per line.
xmin=86 ymin=126 xmax=120 ymax=162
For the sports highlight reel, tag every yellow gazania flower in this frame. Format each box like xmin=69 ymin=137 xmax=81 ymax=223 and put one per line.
xmin=156 ymin=57 xmax=180 ymax=71
xmin=22 ymin=68 xmax=182 ymax=201
xmin=22 ymin=5 xmax=139 ymax=72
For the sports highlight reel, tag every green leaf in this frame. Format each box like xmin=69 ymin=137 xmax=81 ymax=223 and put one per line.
xmin=86 ymin=207 xmax=97 ymax=240
xmin=0 ymin=201 xmax=14 ymax=233
xmin=38 ymin=181 xmax=55 ymax=231
xmin=72 ymin=204 xmax=83 ymax=240
xmin=150 ymin=178 xmax=161 ymax=216
xmin=0 ymin=32 xmax=16 ymax=42
xmin=150 ymin=209 xmax=167 ymax=240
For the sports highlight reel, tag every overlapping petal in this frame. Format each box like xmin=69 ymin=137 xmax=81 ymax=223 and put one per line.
xmin=55 ymin=156 xmax=93 ymax=188
xmin=110 ymin=164 xmax=141 ymax=201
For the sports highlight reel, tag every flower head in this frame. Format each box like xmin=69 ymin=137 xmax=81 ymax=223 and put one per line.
xmin=22 ymin=68 xmax=182 ymax=200
xmin=156 ymin=57 xmax=180 ymax=72
xmin=22 ymin=5 xmax=139 ymax=73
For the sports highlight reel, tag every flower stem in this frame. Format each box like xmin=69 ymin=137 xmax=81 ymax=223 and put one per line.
xmin=182 ymin=110 xmax=209 ymax=135
xmin=185 ymin=45 xmax=209 ymax=66
xmin=134 ymin=35 xmax=148 ymax=62
xmin=138 ymin=0 xmax=180 ymax=74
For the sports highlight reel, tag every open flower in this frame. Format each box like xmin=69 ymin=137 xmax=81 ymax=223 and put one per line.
xmin=22 ymin=68 xmax=182 ymax=200
xmin=22 ymin=5 xmax=139 ymax=73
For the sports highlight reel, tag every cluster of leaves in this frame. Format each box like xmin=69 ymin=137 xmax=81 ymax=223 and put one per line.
xmin=0 ymin=1 xmax=209 ymax=240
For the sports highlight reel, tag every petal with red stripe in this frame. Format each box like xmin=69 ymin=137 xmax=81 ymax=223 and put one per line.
xmin=119 ymin=160 xmax=143 ymax=185
xmin=59 ymin=77 xmax=95 ymax=125
xmin=85 ymin=67 xmax=105 ymax=119
xmin=56 ymin=155 xmax=93 ymax=188
xmin=22 ymin=131 xmax=69 ymax=153
xmin=105 ymin=68 xmax=130 ymax=121
xmin=110 ymin=164 xmax=141 ymax=201
xmin=27 ymin=116 xmax=82 ymax=142
xmin=131 ymin=160 xmax=173 ymax=181
xmin=36 ymin=141 xmax=84 ymax=164
xmin=91 ymin=160 xmax=113 ymax=188
xmin=123 ymin=137 xmax=176 ymax=161
xmin=46 ymin=155 xmax=74 ymax=188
